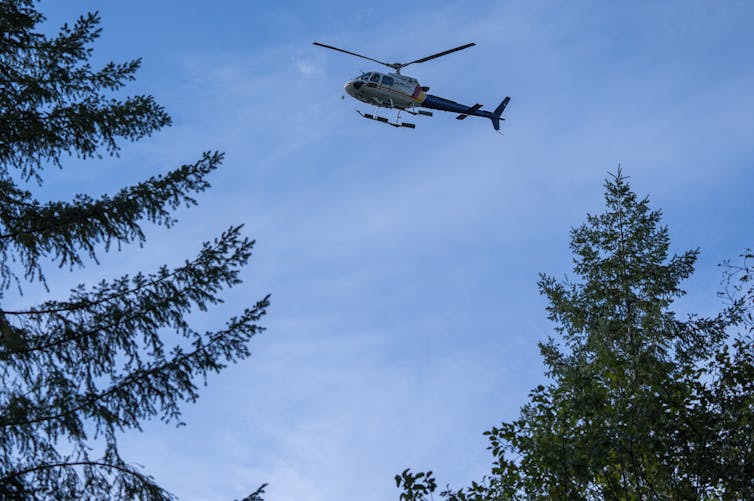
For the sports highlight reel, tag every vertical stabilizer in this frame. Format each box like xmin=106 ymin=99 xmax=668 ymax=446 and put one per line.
xmin=490 ymin=96 xmax=510 ymax=130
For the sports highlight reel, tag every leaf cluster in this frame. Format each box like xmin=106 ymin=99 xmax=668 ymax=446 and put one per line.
xmin=395 ymin=468 xmax=438 ymax=501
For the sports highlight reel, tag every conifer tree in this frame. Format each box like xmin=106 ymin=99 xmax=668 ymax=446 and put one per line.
xmin=0 ymin=1 xmax=269 ymax=498
xmin=483 ymin=170 xmax=732 ymax=499
xmin=398 ymin=171 xmax=741 ymax=500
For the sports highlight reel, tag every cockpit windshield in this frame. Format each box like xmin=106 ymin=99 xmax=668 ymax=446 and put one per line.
xmin=359 ymin=73 xmax=370 ymax=81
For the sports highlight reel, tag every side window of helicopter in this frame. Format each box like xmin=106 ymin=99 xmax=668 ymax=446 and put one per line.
xmin=381 ymin=75 xmax=394 ymax=86
xmin=370 ymin=73 xmax=380 ymax=82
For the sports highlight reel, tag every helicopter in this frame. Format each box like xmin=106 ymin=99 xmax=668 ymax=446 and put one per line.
xmin=313 ymin=41 xmax=510 ymax=131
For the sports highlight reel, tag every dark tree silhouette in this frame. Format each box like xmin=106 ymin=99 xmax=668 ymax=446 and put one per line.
xmin=0 ymin=1 xmax=269 ymax=498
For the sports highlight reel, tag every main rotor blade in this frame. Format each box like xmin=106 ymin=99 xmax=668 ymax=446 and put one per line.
xmin=313 ymin=42 xmax=391 ymax=68
xmin=403 ymin=42 xmax=476 ymax=67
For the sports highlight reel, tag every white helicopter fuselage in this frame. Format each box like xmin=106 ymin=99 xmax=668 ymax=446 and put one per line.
xmin=344 ymin=72 xmax=427 ymax=109
xmin=315 ymin=41 xmax=510 ymax=131
xmin=343 ymin=70 xmax=510 ymax=131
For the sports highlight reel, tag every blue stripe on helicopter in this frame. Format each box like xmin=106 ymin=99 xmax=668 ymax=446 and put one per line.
xmin=420 ymin=95 xmax=489 ymax=116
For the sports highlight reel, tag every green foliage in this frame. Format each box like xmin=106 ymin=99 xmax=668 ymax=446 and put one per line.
xmin=0 ymin=1 xmax=268 ymax=498
xmin=399 ymin=172 xmax=750 ymax=500
xmin=395 ymin=468 xmax=438 ymax=501
xmin=237 ymin=483 xmax=267 ymax=501
xmin=0 ymin=1 xmax=170 ymax=182
xmin=693 ymin=250 xmax=754 ymax=498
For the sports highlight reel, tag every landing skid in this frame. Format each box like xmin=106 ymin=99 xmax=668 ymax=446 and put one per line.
xmin=403 ymin=109 xmax=433 ymax=117
xmin=356 ymin=110 xmax=415 ymax=128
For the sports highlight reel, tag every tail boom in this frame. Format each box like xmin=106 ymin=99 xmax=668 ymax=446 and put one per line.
xmin=420 ymin=94 xmax=510 ymax=130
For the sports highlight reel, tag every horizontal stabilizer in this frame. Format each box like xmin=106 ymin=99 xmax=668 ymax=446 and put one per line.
xmin=456 ymin=103 xmax=483 ymax=120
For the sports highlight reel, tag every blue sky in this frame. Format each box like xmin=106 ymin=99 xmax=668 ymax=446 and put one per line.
xmin=27 ymin=1 xmax=754 ymax=499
